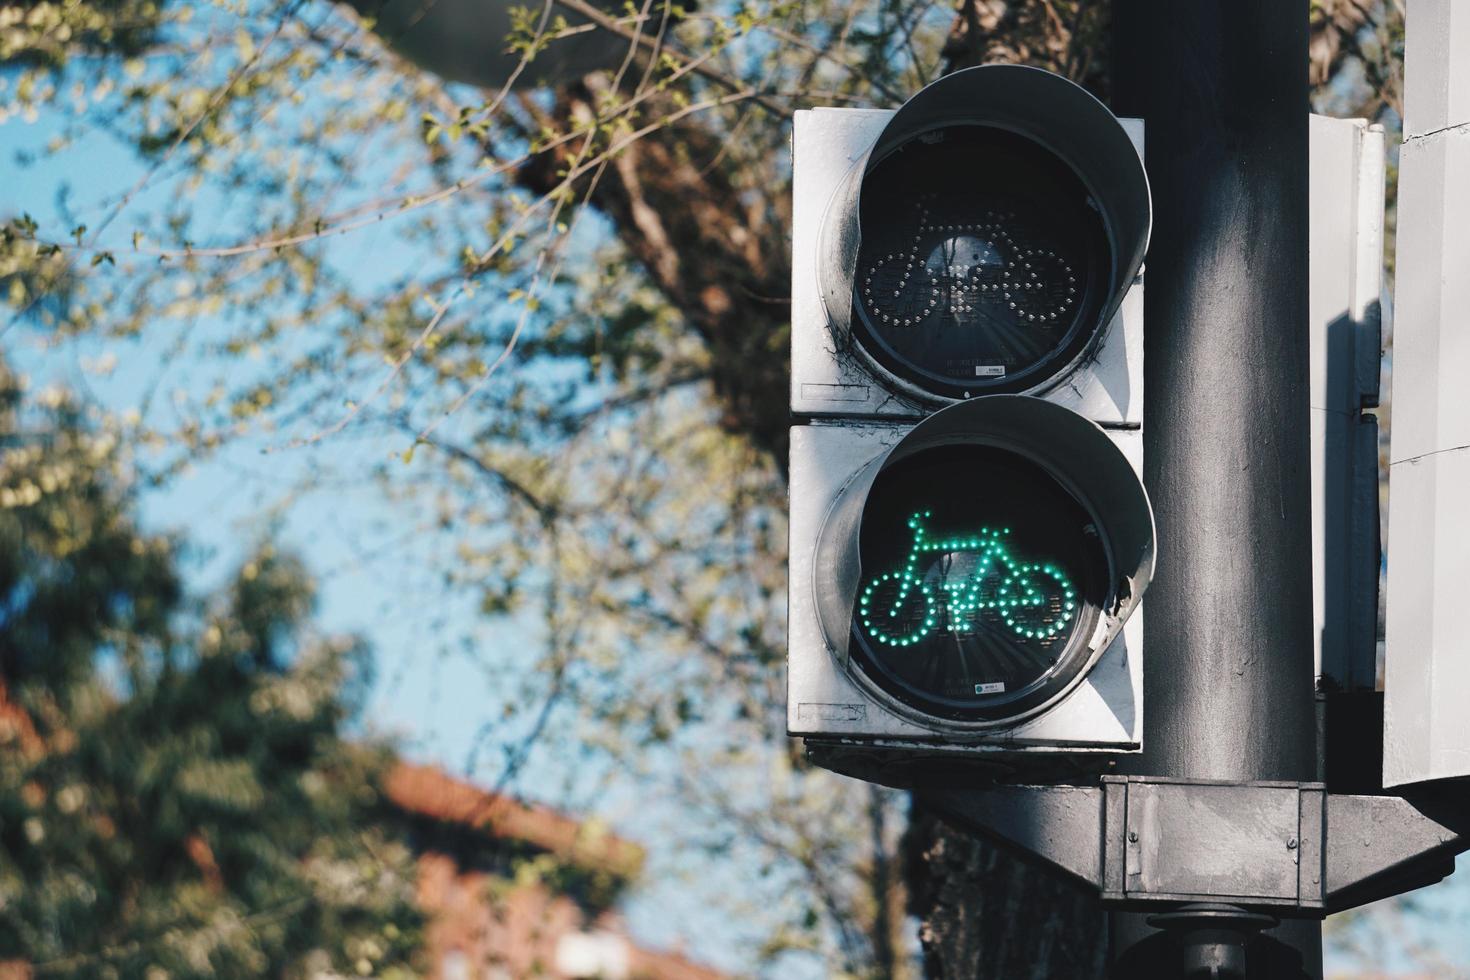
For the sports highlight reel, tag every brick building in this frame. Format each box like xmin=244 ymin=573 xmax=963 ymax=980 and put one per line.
xmin=383 ymin=763 xmax=724 ymax=980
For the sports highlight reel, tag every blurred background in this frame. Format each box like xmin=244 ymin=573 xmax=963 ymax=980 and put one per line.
xmin=0 ymin=0 xmax=1465 ymax=976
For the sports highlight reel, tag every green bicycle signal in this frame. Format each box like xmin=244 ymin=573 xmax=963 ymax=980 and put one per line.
xmin=858 ymin=512 xmax=1078 ymax=648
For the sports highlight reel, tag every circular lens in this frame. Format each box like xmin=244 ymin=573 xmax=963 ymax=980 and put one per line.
xmin=852 ymin=126 xmax=1110 ymax=398
xmin=850 ymin=444 xmax=1110 ymax=722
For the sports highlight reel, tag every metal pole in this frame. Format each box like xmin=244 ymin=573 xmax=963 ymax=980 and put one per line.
xmin=1110 ymin=4 xmax=1321 ymax=976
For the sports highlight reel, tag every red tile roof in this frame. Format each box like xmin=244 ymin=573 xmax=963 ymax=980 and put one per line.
xmin=386 ymin=763 xmax=727 ymax=979
xmin=382 ymin=762 xmax=646 ymax=879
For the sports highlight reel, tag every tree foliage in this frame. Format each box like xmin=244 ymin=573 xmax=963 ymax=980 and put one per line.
xmin=0 ymin=361 xmax=422 ymax=978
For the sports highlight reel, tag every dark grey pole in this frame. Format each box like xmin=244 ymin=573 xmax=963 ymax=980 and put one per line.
xmin=1110 ymin=4 xmax=1320 ymax=976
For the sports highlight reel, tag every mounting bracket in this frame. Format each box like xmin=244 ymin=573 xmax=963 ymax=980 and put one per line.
xmin=919 ymin=775 xmax=1468 ymax=914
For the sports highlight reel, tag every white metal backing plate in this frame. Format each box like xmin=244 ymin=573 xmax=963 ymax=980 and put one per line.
xmin=1383 ymin=20 xmax=1470 ymax=786
xmin=1384 ymin=447 xmax=1470 ymax=785
xmin=1307 ymin=114 xmax=1386 ymax=691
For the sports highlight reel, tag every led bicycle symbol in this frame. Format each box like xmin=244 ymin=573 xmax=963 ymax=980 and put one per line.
xmin=859 ymin=200 xmax=1080 ymax=330
xmin=859 ymin=512 xmax=1078 ymax=649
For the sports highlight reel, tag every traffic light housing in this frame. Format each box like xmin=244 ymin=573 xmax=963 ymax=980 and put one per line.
xmin=788 ymin=66 xmax=1155 ymax=775
xmin=793 ymin=65 xmax=1149 ymax=424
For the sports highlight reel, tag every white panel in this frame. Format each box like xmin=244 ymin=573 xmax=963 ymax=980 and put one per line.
xmin=1383 ymin=4 xmax=1470 ymax=786
xmin=1403 ymin=0 xmax=1470 ymax=139
xmin=1307 ymin=114 xmax=1385 ymax=690
xmin=789 ymin=108 xmax=1144 ymax=426
xmin=789 ymin=109 xmax=902 ymax=418
xmin=1385 ymin=447 xmax=1470 ymax=785
xmin=786 ymin=421 xmax=900 ymax=739
xmin=1388 ymin=131 xmax=1470 ymax=463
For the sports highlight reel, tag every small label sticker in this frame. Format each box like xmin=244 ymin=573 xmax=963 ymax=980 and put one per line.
xmin=974 ymin=682 xmax=1007 ymax=695
xmin=974 ymin=365 xmax=1007 ymax=378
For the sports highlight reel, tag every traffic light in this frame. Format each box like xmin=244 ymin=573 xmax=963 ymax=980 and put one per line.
xmin=788 ymin=66 xmax=1155 ymax=774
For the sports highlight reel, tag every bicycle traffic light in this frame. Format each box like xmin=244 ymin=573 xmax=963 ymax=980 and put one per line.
xmin=788 ymin=66 xmax=1155 ymax=776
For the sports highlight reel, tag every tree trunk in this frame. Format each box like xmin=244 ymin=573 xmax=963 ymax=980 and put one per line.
xmin=517 ymin=79 xmax=792 ymax=463
xmin=905 ymin=804 xmax=1106 ymax=979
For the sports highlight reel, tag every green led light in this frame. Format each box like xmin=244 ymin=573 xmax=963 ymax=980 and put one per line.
xmin=859 ymin=570 xmax=938 ymax=647
xmin=860 ymin=513 xmax=1080 ymax=648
